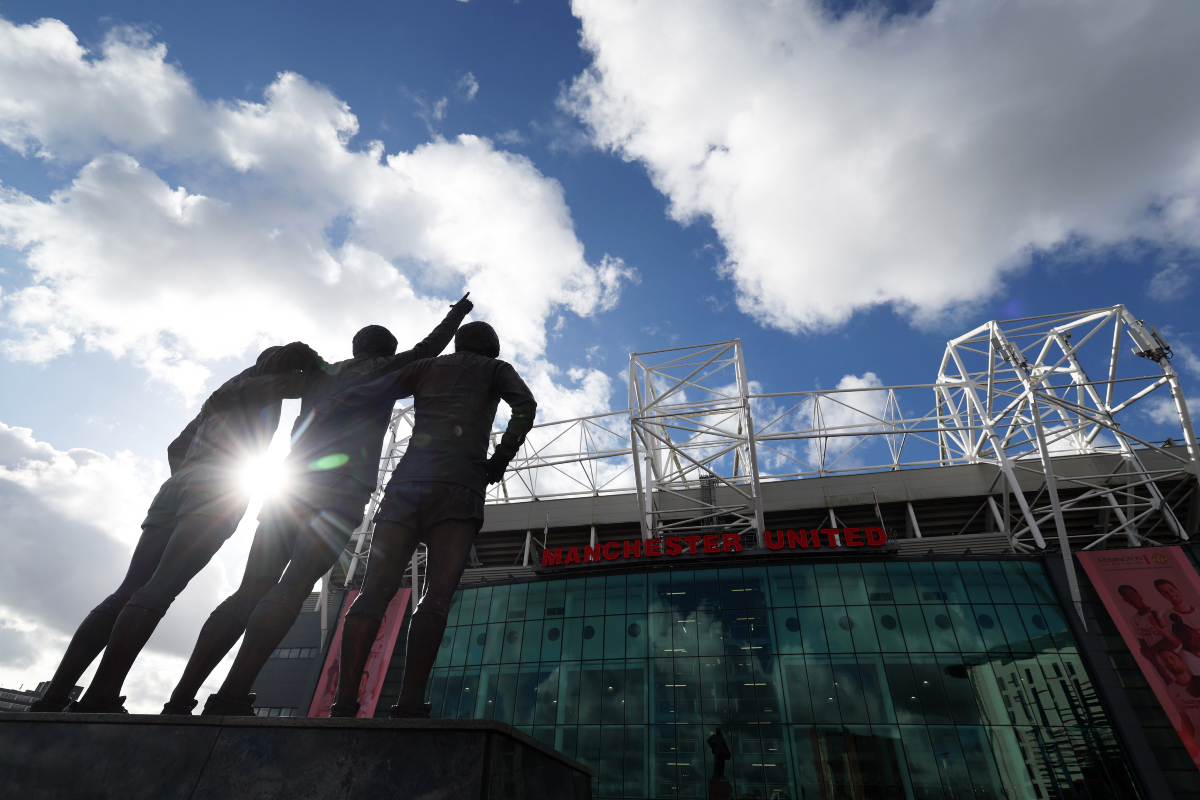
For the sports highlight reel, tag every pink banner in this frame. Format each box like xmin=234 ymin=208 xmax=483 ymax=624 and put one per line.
xmin=1078 ymin=547 xmax=1200 ymax=769
xmin=307 ymin=588 xmax=411 ymax=718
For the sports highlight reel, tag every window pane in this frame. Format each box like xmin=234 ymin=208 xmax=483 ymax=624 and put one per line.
xmin=626 ymin=612 xmax=648 ymax=660
xmin=582 ymin=615 xmax=605 ymax=660
xmin=585 ymin=576 xmax=606 ymax=617
xmin=624 ymin=660 xmax=647 ymax=724
xmin=1002 ymin=561 xmax=1037 ymax=603
xmin=626 ymin=573 xmax=648 ymax=614
xmin=511 ymin=666 xmax=539 ymax=726
xmin=873 ymin=605 xmax=907 ymax=653
xmin=534 ymin=665 xmax=560 ymax=725
xmin=472 ymin=587 xmax=492 ymax=624
xmin=910 ymin=562 xmax=944 ymax=603
xmin=604 ymin=614 xmax=626 ymax=660
xmin=1021 ymin=560 xmax=1058 ymax=603
xmin=933 ymin=562 xmax=969 ymax=603
xmin=797 ymin=607 xmax=829 ymax=654
xmin=910 ymin=656 xmax=953 ymax=724
xmin=823 ymin=606 xmax=855 ymax=653
xmin=957 ymin=562 xmax=992 ymax=604
xmin=672 ymin=610 xmax=699 ymax=657
xmin=898 ymin=724 xmax=946 ymax=799
xmin=814 ymin=564 xmax=845 ymax=606
xmin=519 ymin=620 xmax=542 ymax=663
xmin=922 ymin=604 xmax=962 ymax=652
xmin=883 ymin=659 xmax=925 ymax=725
xmin=670 ymin=570 xmax=697 ymax=613
xmin=601 ymin=664 xmax=626 ymax=725
xmin=886 ymin=562 xmax=920 ymax=604
xmin=791 ymin=564 xmax=821 ymax=606
xmin=807 ymin=656 xmax=841 ymax=724
xmin=743 ymin=566 xmax=769 ymax=608
xmin=465 ymin=624 xmax=487 ymax=665
xmin=897 ymin=605 xmax=933 ymax=652
xmin=598 ymin=725 xmax=625 ymax=797
xmin=945 ymin=603 xmax=985 ymax=652
xmin=604 ymin=573 xmax=627 ymax=615
xmin=846 ymin=605 xmax=881 ymax=653
xmin=507 ymin=583 xmax=528 ymax=620
xmin=979 ymin=562 xmax=1014 ymax=603
xmin=435 ymin=628 xmax=455 ymax=668
xmin=481 ymin=622 xmax=505 ymax=664
xmin=774 ymin=608 xmax=803 ymax=654
xmin=623 ymin=723 xmax=647 ymax=798
xmin=564 ymin=578 xmax=587 ymax=617
xmin=540 ymin=620 xmax=563 ymax=662
xmin=768 ymin=565 xmax=796 ymax=607
xmin=719 ymin=567 xmax=746 ymax=609
xmin=838 ymin=562 xmax=870 ymax=605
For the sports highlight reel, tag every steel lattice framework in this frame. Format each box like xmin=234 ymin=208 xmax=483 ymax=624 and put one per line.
xmin=343 ymin=306 xmax=1199 ymax=621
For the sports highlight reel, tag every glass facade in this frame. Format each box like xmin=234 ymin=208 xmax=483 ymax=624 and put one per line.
xmin=424 ymin=559 xmax=1141 ymax=799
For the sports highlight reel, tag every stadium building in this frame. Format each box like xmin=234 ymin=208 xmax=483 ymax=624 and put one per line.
xmin=252 ymin=307 xmax=1200 ymax=799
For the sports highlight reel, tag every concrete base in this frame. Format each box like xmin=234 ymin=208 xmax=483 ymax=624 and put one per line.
xmin=1 ymin=713 xmax=593 ymax=800
xmin=707 ymin=776 xmax=733 ymax=800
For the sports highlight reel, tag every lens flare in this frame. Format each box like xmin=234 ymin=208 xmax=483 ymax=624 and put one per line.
xmin=241 ymin=456 xmax=287 ymax=497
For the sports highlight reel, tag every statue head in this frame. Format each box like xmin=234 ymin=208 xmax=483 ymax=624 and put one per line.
xmin=256 ymin=346 xmax=283 ymax=366
xmin=455 ymin=321 xmax=500 ymax=359
xmin=352 ymin=325 xmax=398 ymax=358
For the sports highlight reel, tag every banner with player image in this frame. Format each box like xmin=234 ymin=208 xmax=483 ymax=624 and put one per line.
xmin=1078 ymin=547 xmax=1200 ymax=770
xmin=308 ymin=588 xmax=411 ymax=718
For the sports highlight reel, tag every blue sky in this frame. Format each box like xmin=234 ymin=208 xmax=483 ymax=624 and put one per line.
xmin=1 ymin=0 xmax=1199 ymax=706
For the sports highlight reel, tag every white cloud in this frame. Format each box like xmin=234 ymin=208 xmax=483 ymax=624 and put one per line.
xmin=568 ymin=0 xmax=1200 ymax=333
xmin=0 ymin=421 xmax=255 ymax=710
xmin=0 ymin=18 xmax=631 ymax=398
xmin=804 ymin=371 xmax=887 ymax=466
xmin=456 ymin=71 xmax=480 ymax=101
xmin=1148 ymin=263 xmax=1192 ymax=302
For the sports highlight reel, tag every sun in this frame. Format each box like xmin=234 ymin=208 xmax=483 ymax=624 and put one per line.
xmin=240 ymin=456 xmax=287 ymax=497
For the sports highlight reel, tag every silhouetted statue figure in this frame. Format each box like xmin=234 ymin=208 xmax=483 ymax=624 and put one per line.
xmin=708 ymin=727 xmax=733 ymax=800
xmin=324 ymin=320 xmax=536 ymax=718
xmin=31 ymin=342 xmax=321 ymax=714
xmin=708 ymin=728 xmax=732 ymax=778
xmin=191 ymin=296 xmax=475 ymax=716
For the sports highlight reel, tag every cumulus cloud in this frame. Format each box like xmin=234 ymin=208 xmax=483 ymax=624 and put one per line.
xmin=456 ymin=71 xmax=480 ymax=101
xmin=1148 ymin=263 xmax=1192 ymax=302
xmin=568 ymin=0 xmax=1200 ymax=332
xmin=0 ymin=18 xmax=630 ymax=398
xmin=0 ymin=421 xmax=255 ymax=710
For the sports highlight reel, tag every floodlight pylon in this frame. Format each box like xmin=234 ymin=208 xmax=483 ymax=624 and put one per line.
xmin=628 ymin=340 xmax=766 ymax=545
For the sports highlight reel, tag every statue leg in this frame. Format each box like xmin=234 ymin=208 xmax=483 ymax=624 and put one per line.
xmin=30 ymin=524 xmax=173 ymax=711
xmin=331 ymin=520 xmax=418 ymax=717
xmin=165 ymin=518 xmax=295 ymax=713
xmin=78 ymin=514 xmax=235 ymax=709
xmin=210 ymin=507 xmax=356 ymax=710
xmin=394 ymin=516 xmax=479 ymax=715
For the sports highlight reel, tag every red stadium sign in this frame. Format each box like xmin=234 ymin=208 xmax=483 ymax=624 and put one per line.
xmin=540 ymin=526 xmax=888 ymax=567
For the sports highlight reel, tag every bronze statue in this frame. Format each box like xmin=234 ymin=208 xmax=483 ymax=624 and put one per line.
xmin=319 ymin=321 xmax=536 ymax=717
xmin=31 ymin=343 xmax=321 ymax=714
xmin=190 ymin=296 xmax=475 ymax=716
xmin=708 ymin=727 xmax=732 ymax=778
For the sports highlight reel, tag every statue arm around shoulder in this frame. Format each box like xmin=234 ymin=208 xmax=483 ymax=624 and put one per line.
xmin=486 ymin=362 xmax=537 ymax=484
xmin=317 ymin=358 xmax=431 ymax=416
xmin=204 ymin=373 xmax=308 ymax=415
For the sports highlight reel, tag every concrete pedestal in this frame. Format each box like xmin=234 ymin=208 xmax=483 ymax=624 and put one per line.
xmin=707 ymin=776 xmax=733 ymax=800
xmin=0 ymin=713 xmax=593 ymax=800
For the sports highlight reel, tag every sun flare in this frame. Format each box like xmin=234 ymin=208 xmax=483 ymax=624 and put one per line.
xmin=240 ymin=456 xmax=287 ymax=497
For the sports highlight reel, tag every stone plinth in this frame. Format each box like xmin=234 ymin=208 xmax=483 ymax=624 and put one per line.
xmin=0 ymin=713 xmax=593 ymax=800
xmin=707 ymin=775 xmax=733 ymax=800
